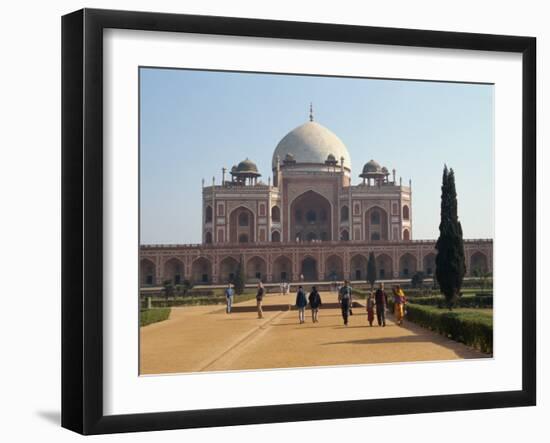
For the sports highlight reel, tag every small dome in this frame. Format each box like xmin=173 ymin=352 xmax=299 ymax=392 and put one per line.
xmin=359 ymin=159 xmax=387 ymax=179
xmin=326 ymin=153 xmax=336 ymax=162
xmin=381 ymin=166 xmax=389 ymax=174
xmin=284 ymin=153 xmax=295 ymax=161
xmin=235 ymin=158 xmax=259 ymax=174
xmin=363 ymin=159 xmax=381 ymax=174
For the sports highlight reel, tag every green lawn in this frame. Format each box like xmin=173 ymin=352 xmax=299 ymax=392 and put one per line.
xmin=140 ymin=308 xmax=171 ymax=327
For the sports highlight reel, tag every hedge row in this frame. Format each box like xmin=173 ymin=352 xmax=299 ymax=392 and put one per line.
xmin=144 ymin=292 xmax=259 ymax=308
xmin=139 ymin=289 xmax=215 ymax=298
xmin=388 ymin=301 xmax=493 ymax=353
xmin=140 ymin=308 xmax=171 ymax=327
xmin=410 ymin=295 xmax=493 ymax=309
xmin=186 ymin=289 xmax=215 ymax=296
xmin=148 ymin=297 xmax=225 ymax=307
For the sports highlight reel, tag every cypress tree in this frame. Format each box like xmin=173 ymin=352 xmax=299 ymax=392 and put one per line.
xmin=435 ymin=165 xmax=466 ymax=309
xmin=366 ymin=252 xmax=377 ymax=290
xmin=233 ymin=256 xmax=246 ymax=295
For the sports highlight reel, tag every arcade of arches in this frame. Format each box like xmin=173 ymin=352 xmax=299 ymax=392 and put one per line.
xmin=140 ymin=248 xmax=491 ymax=285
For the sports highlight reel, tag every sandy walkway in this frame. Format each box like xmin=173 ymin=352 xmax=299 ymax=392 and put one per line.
xmin=140 ymin=291 xmax=487 ymax=375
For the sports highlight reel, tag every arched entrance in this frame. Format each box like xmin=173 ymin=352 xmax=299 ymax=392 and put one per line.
xmin=220 ymin=256 xmax=239 ymax=283
xmin=229 ymin=206 xmax=255 ymax=243
xmin=423 ymin=253 xmax=436 ymax=276
xmin=140 ymin=258 xmax=156 ymax=286
xmin=470 ymin=251 xmax=488 ymax=275
xmin=365 ymin=206 xmax=389 ymax=241
xmin=301 ymin=257 xmax=318 ymax=281
xmin=399 ymin=253 xmax=417 ymax=277
xmin=191 ymin=257 xmax=211 ymax=284
xmin=273 ymin=255 xmax=292 ymax=282
xmin=376 ymin=254 xmax=393 ymax=280
xmin=246 ymin=256 xmax=267 ymax=282
xmin=290 ymin=191 xmax=332 ymax=242
xmin=163 ymin=257 xmax=184 ymax=285
xmin=325 ymin=255 xmax=344 ymax=280
xmin=350 ymin=254 xmax=367 ymax=280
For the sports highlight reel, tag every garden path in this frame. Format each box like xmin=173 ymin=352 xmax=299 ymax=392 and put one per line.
xmin=140 ymin=291 xmax=487 ymax=375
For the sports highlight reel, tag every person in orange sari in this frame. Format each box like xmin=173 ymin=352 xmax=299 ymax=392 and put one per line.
xmin=393 ymin=285 xmax=407 ymax=326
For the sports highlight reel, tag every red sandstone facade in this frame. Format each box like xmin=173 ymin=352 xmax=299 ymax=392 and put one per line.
xmin=139 ymin=112 xmax=493 ymax=286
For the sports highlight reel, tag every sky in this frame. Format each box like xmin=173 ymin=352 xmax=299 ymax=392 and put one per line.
xmin=140 ymin=68 xmax=494 ymax=245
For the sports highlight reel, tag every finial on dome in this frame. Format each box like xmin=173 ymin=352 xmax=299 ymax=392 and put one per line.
xmin=309 ymin=103 xmax=314 ymax=122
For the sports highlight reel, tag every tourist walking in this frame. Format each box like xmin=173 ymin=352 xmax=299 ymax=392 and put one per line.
xmin=393 ymin=285 xmax=407 ymax=326
xmin=308 ymin=286 xmax=322 ymax=323
xmin=295 ymin=285 xmax=308 ymax=324
xmin=366 ymin=292 xmax=375 ymax=326
xmin=338 ymin=280 xmax=353 ymax=326
xmin=224 ymin=282 xmax=234 ymax=314
xmin=256 ymin=282 xmax=265 ymax=319
xmin=374 ymin=283 xmax=388 ymax=326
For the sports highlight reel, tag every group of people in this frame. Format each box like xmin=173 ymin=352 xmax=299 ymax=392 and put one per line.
xmin=224 ymin=282 xmax=267 ymax=318
xmin=224 ymin=280 xmax=407 ymax=326
xmin=279 ymin=282 xmax=291 ymax=295
xmin=364 ymin=282 xmax=407 ymax=327
xmin=295 ymin=285 xmax=322 ymax=323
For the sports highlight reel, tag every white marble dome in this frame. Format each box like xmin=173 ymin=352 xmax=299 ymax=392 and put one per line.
xmin=272 ymin=121 xmax=351 ymax=170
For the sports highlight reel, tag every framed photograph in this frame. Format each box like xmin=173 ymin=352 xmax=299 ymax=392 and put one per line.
xmin=61 ymin=8 xmax=536 ymax=435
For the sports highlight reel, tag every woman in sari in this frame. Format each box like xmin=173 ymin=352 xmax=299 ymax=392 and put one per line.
xmin=393 ymin=285 xmax=406 ymax=326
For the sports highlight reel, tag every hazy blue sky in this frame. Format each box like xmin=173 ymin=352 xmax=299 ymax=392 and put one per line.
xmin=140 ymin=68 xmax=494 ymax=245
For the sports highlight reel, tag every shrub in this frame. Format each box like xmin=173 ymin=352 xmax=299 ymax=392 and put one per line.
xmin=162 ymin=280 xmax=175 ymax=299
xmin=140 ymin=308 xmax=171 ymax=327
xmin=388 ymin=300 xmax=492 ymax=353
xmin=410 ymin=295 xmax=492 ymax=309
xmin=411 ymin=271 xmax=425 ymax=289
xmin=175 ymin=279 xmax=193 ymax=297
xmin=476 ymin=292 xmax=493 ymax=297
xmin=400 ymin=287 xmax=435 ymax=297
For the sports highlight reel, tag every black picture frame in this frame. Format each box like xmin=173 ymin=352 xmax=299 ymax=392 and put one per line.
xmin=61 ymin=8 xmax=536 ymax=435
